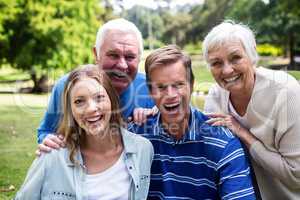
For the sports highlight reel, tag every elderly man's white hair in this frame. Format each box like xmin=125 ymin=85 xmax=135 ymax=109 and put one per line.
xmin=95 ymin=18 xmax=143 ymax=59
xmin=203 ymin=20 xmax=259 ymax=66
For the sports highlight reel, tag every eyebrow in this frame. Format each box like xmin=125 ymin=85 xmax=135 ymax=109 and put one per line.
xmin=229 ymin=49 xmax=242 ymax=55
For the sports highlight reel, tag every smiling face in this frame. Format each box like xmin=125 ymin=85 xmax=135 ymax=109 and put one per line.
xmin=70 ymin=77 xmax=112 ymax=136
xmin=207 ymin=40 xmax=255 ymax=95
xmin=149 ymin=61 xmax=192 ymax=128
xmin=95 ymin=30 xmax=140 ymax=94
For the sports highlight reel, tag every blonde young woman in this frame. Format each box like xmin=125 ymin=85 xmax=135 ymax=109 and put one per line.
xmin=15 ymin=65 xmax=153 ymax=200
xmin=203 ymin=21 xmax=300 ymax=199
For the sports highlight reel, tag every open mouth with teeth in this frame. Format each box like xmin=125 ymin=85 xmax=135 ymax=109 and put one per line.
xmin=223 ymin=74 xmax=241 ymax=83
xmin=163 ymin=102 xmax=181 ymax=113
xmin=85 ymin=114 xmax=104 ymax=126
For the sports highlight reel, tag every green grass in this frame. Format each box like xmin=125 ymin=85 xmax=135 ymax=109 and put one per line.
xmin=0 ymin=94 xmax=48 ymax=199
xmin=288 ymin=70 xmax=300 ymax=80
xmin=0 ymin=67 xmax=30 ymax=82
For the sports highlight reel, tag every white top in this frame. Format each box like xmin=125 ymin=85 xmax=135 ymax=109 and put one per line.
xmin=228 ymin=100 xmax=250 ymax=129
xmin=85 ymin=151 xmax=131 ymax=200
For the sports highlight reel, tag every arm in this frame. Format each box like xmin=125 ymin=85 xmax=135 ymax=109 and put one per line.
xmin=249 ymin=88 xmax=300 ymax=189
xmin=14 ymin=155 xmax=47 ymax=199
xmin=218 ymin=138 xmax=256 ymax=200
xmin=37 ymin=75 xmax=67 ymax=143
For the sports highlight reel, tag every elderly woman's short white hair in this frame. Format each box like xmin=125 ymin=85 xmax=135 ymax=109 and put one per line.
xmin=203 ymin=20 xmax=259 ymax=66
xmin=95 ymin=18 xmax=143 ymax=59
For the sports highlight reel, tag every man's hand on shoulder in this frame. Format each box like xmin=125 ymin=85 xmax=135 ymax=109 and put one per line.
xmin=36 ymin=134 xmax=65 ymax=156
xmin=129 ymin=106 xmax=158 ymax=125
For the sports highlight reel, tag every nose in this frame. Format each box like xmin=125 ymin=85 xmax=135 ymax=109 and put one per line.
xmin=166 ymin=85 xmax=178 ymax=98
xmin=222 ymin=61 xmax=234 ymax=74
xmin=117 ymin=57 xmax=128 ymax=70
xmin=86 ymin=99 xmax=97 ymax=113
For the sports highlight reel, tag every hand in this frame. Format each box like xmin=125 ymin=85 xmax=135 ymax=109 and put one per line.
xmin=35 ymin=134 xmax=65 ymax=156
xmin=205 ymin=113 xmax=257 ymax=148
xmin=205 ymin=113 xmax=242 ymax=133
xmin=130 ymin=106 xmax=159 ymax=125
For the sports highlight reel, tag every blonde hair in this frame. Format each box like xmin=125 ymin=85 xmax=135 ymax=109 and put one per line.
xmin=57 ymin=64 xmax=123 ymax=164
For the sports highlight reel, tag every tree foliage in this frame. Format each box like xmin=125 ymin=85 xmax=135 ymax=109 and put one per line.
xmin=0 ymin=0 xmax=105 ymax=92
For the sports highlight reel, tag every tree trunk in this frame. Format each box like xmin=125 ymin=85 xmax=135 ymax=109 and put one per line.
xmin=30 ymin=71 xmax=50 ymax=93
xmin=288 ymin=31 xmax=295 ymax=70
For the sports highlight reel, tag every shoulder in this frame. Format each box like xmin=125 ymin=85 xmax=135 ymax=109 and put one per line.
xmin=121 ymin=128 xmax=153 ymax=151
xmin=128 ymin=114 xmax=158 ymax=136
xmin=255 ymin=67 xmax=300 ymax=104
xmin=130 ymin=73 xmax=148 ymax=90
xmin=51 ymin=73 xmax=70 ymax=95
xmin=256 ymin=67 xmax=298 ymax=87
xmin=133 ymin=72 xmax=146 ymax=81
xmin=189 ymin=108 xmax=239 ymax=155
xmin=39 ymin=148 xmax=70 ymax=167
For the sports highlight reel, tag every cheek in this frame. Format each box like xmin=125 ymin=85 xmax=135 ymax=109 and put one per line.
xmin=101 ymin=59 xmax=116 ymax=69
xmin=210 ymin=68 xmax=220 ymax=78
xmin=127 ymin=61 xmax=138 ymax=72
xmin=71 ymin=108 xmax=82 ymax=124
xmin=150 ymin=90 xmax=162 ymax=103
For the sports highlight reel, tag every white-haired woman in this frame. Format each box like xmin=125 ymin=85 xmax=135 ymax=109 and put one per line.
xmin=203 ymin=20 xmax=300 ymax=199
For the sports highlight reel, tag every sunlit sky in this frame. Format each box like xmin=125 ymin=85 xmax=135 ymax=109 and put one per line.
xmin=120 ymin=0 xmax=204 ymax=10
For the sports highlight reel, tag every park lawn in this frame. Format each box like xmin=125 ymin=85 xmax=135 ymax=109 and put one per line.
xmin=0 ymin=94 xmax=48 ymax=199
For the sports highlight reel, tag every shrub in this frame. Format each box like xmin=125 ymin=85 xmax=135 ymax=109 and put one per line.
xmin=257 ymin=44 xmax=283 ymax=56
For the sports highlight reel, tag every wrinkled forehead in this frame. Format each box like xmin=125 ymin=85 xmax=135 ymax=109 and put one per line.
xmin=102 ymin=30 xmax=139 ymax=50
xmin=208 ymin=37 xmax=245 ymax=54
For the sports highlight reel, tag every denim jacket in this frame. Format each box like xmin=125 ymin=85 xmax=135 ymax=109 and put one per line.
xmin=15 ymin=128 xmax=154 ymax=200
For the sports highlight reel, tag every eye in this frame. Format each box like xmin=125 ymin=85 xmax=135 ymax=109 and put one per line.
xmin=107 ymin=53 xmax=119 ymax=59
xmin=210 ymin=60 xmax=222 ymax=68
xmin=125 ymin=54 xmax=137 ymax=61
xmin=95 ymin=94 xmax=105 ymax=102
xmin=173 ymin=82 xmax=185 ymax=89
xmin=231 ymin=55 xmax=242 ymax=63
xmin=74 ymin=98 xmax=84 ymax=106
xmin=156 ymin=84 xmax=167 ymax=91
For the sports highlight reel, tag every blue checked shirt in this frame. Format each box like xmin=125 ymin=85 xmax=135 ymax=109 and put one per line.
xmin=128 ymin=107 xmax=256 ymax=200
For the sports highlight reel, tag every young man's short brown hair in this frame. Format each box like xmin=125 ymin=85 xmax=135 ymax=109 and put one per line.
xmin=144 ymin=45 xmax=194 ymax=90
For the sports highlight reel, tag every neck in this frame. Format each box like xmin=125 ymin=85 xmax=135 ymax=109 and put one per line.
xmin=230 ymin=74 xmax=255 ymax=116
xmin=163 ymin=117 xmax=190 ymax=140
xmin=81 ymin=128 xmax=122 ymax=153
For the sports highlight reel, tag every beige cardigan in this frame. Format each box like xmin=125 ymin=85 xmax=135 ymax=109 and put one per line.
xmin=204 ymin=67 xmax=300 ymax=200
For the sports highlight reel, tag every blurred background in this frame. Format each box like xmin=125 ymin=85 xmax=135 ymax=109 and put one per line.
xmin=1 ymin=0 xmax=300 ymax=198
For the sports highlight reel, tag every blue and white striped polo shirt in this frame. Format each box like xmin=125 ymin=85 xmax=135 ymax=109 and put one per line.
xmin=128 ymin=107 xmax=255 ymax=200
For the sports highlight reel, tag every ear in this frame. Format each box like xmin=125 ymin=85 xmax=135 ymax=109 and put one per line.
xmin=92 ymin=47 xmax=98 ymax=64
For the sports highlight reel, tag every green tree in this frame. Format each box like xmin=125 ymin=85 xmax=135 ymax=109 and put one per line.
xmin=0 ymin=0 xmax=105 ymax=92
xmin=187 ymin=0 xmax=234 ymax=43
xmin=226 ymin=0 xmax=300 ymax=69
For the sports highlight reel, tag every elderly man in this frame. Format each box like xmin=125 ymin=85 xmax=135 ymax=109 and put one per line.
xmin=37 ymin=18 xmax=154 ymax=151
xmin=128 ymin=45 xmax=256 ymax=199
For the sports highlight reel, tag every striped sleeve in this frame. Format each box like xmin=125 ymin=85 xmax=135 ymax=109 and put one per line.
xmin=218 ymin=137 xmax=256 ymax=200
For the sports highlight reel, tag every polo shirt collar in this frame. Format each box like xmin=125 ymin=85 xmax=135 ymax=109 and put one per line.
xmin=153 ymin=106 xmax=197 ymax=142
